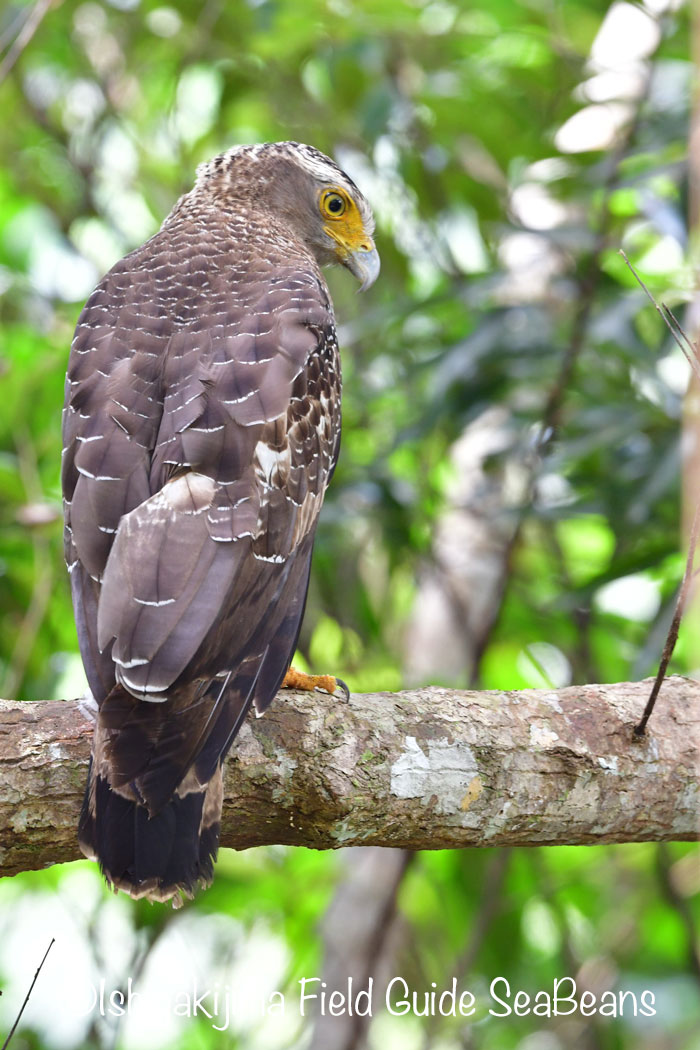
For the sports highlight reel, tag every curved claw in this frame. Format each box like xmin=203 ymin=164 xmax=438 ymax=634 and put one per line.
xmin=333 ymin=677 xmax=351 ymax=702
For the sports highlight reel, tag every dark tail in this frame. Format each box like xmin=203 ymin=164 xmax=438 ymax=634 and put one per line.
xmin=78 ymin=756 xmax=223 ymax=905
xmin=77 ymin=674 xmax=241 ymax=904
xmin=77 ymin=760 xmax=220 ymax=907
xmin=77 ymin=664 xmax=263 ymax=904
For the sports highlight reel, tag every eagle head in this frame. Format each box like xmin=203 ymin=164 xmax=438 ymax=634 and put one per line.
xmin=195 ymin=140 xmax=380 ymax=290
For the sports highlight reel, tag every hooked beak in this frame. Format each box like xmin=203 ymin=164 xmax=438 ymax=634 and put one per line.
xmin=343 ymin=244 xmax=380 ymax=291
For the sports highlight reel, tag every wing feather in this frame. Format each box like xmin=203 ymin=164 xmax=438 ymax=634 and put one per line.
xmin=63 ymin=214 xmax=341 ymax=859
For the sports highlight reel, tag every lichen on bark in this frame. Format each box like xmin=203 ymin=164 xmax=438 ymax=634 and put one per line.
xmin=0 ymin=675 xmax=697 ymax=879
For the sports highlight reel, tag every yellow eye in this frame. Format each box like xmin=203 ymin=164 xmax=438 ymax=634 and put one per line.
xmin=321 ymin=190 xmax=347 ymax=219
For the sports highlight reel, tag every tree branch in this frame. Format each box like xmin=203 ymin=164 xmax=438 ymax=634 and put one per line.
xmin=1 ymin=676 xmax=698 ymax=879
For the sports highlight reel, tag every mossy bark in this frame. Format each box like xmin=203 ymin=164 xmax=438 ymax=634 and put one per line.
xmin=0 ymin=676 xmax=698 ymax=878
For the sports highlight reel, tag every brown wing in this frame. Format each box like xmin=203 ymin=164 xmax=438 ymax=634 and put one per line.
xmin=63 ymin=223 xmax=340 ymax=826
xmin=62 ymin=264 xmax=160 ymax=701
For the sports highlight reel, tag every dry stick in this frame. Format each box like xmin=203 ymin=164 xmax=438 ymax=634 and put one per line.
xmin=1 ymin=938 xmax=55 ymax=1050
xmin=617 ymin=251 xmax=700 ymax=735
xmin=634 ymin=495 xmax=700 ymax=736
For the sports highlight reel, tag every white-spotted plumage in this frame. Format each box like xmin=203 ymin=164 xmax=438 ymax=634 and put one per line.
xmin=62 ymin=141 xmax=376 ymax=904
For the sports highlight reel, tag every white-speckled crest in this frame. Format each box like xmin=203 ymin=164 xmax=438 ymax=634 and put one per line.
xmin=195 ymin=141 xmax=374 ymax=230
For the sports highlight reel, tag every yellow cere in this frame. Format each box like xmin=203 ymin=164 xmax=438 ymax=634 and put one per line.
xmin=320 ymin=186 xmax=373 ymax=257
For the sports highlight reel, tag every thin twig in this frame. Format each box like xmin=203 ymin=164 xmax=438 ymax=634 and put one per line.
xmin=634 ymin=494 xmax=700 ymax=735
xmin=664 ymin=304 xmax=700 ymax=363
xmin=1 ymin=938 xmax=55 ymax=1050
xmin=618 ymin=250 xmax=700 ymax=383
xmin=616 ymin=251 xmax=700 ymax=734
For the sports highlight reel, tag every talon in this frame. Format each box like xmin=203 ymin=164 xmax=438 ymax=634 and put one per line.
xmin=282 ymin=665 xmax=350 ymax=699
xmin=334 ymin=677 xmax=351 ymax=702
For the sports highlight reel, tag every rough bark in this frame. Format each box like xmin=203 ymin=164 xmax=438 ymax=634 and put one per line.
xmin=0 ymin=676 xmax=698 ymax=879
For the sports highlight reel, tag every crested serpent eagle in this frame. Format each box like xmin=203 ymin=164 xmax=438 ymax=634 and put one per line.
xmin=62 ymin=142 xmax=379 ymax=903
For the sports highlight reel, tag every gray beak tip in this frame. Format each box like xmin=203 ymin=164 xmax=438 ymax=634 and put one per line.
xmin=345 ymin=246 xmax=380 ymax=291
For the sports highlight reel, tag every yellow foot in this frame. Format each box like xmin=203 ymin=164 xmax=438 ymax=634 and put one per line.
xmin=282 ymin=665 xmax=350 ymax=700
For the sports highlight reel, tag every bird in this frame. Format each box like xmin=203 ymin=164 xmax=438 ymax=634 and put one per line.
xmin=61 ymin=141 xmax=379 ymax=904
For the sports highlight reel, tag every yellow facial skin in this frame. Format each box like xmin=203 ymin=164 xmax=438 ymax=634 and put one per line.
xmin=320 ymin=186 xmax=374 ymax=257
xmin=319 ymin=185 xmax=380 ymax=290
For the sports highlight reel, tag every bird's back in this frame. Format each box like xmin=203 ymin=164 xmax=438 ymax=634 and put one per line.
xmin=64 ymin=198 xmax=341 ymax=903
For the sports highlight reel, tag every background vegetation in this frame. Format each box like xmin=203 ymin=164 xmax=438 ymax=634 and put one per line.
xmin=0 ymin=0 xmax=698 ymax=1047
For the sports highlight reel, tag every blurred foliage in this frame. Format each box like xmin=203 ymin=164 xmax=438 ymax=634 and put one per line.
xmin=0 ymin=0 xmax=698 ymax=1048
